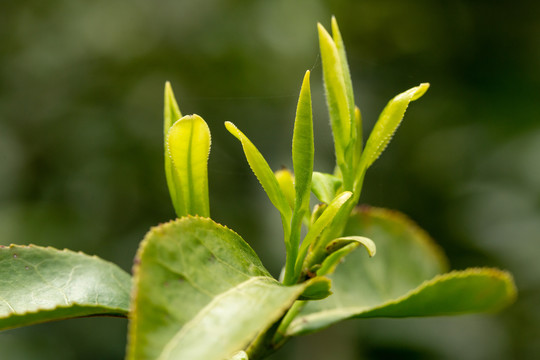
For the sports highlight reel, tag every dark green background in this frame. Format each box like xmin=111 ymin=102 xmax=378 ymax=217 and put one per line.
xmin=1 ymin=0 xmax=538 ymax=359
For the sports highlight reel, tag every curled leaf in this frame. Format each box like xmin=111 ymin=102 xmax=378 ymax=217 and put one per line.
xmin=316 ymin=243 xmax=358 ymax=276
xmin=167 ymin=114 xmax=211 ymax=217
xmin=325 ymin=236 xmax=376 ymax=257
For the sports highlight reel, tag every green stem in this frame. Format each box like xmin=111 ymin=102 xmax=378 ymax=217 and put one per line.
xmin=283 ymin=206 xmax=305 ymax=285
xmin=273 ymin=300 xmax=306 ymax=346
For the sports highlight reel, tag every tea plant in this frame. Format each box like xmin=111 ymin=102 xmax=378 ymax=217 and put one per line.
xmin=0 ymin=17 xmax=516 ymax=360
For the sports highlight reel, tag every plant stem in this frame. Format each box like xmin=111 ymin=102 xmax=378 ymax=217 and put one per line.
xmin=272 ymin=300 xmax=306 ymax=346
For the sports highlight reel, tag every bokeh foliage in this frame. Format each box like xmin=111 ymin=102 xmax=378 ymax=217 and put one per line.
xmin=0 ymin=0 xmax=538 ymax=359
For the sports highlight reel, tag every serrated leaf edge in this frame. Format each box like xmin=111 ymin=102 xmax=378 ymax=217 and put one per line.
xmin=288 ymin=267 xmax=516 ymax=336
xmin=0 ymin=245 xmax=131 ymax=329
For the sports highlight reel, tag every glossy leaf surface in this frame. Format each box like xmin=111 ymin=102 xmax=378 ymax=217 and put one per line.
xmin=0 ymin=245 xmax=131 ymax=331
xmin=128 ymin=217 xmax=307 ymax=360
xmin=287 ymin=207 xmax=516 ymax=335
xmin=167 ymin=114 xmax=211 ymax=217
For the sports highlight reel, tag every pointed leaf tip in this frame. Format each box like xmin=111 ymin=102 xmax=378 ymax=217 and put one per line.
xmin=225 ymin=121 xmax=292 ymax=227
xmin=318 ymin=19 xmax=352 ymax=176
xmin=224 ymin=121 xmax=238 ymax=137
xmin=411 ymin=83 xmax=430 ymax=101
xmin=292 ymin=69 xmax=314 ymax=215
xmin=358 ymin=82 xmax=430 ymax=173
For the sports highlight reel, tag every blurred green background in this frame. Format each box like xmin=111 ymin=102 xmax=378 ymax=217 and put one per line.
xmin=1 ymin=0 xmax=539 ymax=359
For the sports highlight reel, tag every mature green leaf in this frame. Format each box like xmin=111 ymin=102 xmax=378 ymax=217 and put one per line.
xmin=167 ymin=114 xmax=211 ymax=217
xmin=358 ymin=83 xmax=429 ymax=175
xmin=292 ymin=70 xmax=314 ymax=215
xmin=318 ymin=23 xmax=351 ymax=173
xmin=287 ymin=207 xmax=516 ymax=336
xmin=0 ymin=245 xmax=131 ymax=331
xmin=164 ymin=82 xmax=183 ymax=214
xmin=128 ymin=217 xmax=308 ymax=360
xmin=292 ymin=191 xmax=353 ymax=283
xmin=311 ymin=172 xmax=342 ymax=204
xmin=225 ymin=121 xmax=292 ymax=232
xmin=158 ymin=277 xmax=307 ymax=360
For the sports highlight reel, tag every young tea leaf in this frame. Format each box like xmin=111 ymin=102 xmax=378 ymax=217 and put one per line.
xmin=325 ymin=236 xmax=376 ymax=257
xmin=164 ymin=82 xmax=183 ymax=215
xmin=292 ymin=191 xmax=353 ymax=283
xmin=352 ymin=106 xmax=363 ymax=171
xmin=225 ymin=121 xmax=292 ymax=226
xmin=316 ymin=243 xmax=358 ymax=276
xmin=311 ymin=172 xmax=343 ymax=205
xmin=318 ymin=23 xmax=351 ymax=173
xmin=164 ymin=82 xmax=182 ymax=136
xmin=275 ymin=169 xmax=295 ymax=210
xmin=167 ymin=114 xmax=211 ymax=217
xmin=331 ymin=17 xmax=355 ymax=140
xmin=315 ymin=235 xmax=376 ymax=276
xmin=0 ymin=245 xmax=131 ymax=331
xmin=292 ymin=70 xmax=314 ymax=214
xmin=358 ymin=83 xmax=429 ymax=174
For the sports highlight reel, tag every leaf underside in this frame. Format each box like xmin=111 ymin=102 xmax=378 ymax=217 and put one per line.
xmin=128 ymin=217 xmax=308 ymax=360
xmin=0 ymin=245 xmax=131 ymax=331
xmin=287 ymin=207 xmax=516 ymax=336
